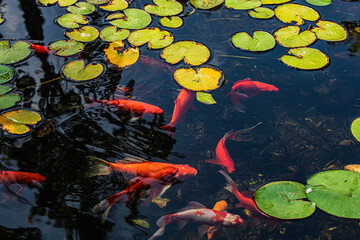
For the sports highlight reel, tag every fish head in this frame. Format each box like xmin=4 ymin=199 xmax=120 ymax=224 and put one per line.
xmin=224 ymin=214 xmax=245 ymax=226
xmin=175 ymin=165 xmax=197 ymax=181
xmin=224 ymin=165 xmax=235 ymax=174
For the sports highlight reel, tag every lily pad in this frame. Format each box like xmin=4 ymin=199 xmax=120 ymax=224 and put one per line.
xmin=274 ymin=26 xmax=317 ymax=48
xmin=248 ymin=7 xmax=274 ymax=19
xmin=311 ymin=20 xmax=347 ymax=42
xmin=99 ymin=0 xmax=128 ymax=11
xmin=190 ymin=0 xmax=224 ymax=9
xmin=39 ymin=0 xmax=77 ymax=6
xmin=161 ymin=41 xmax=210 ymax=66
xmin=104 ymin=40 xmax=139 ymax=69
xmin=62 ymin=60 xmax=105 ymax=81
xmin=108 ymin=8 xmax=152 ymax=30
xmin=0 ymin=85 xmax=13 ymax=95
xmin=0 ymin=109 xmax=42 ymax=135
xmin=274 ymin=4 xmax=320 ymax=25
xmin=232 ymin=31 xmax=275 ymax=52
xmin=0 ymin=93 xmax=21 ymax=110
xmin=225 ymin=0 xmax=262 ymax=10
xmin=261 ymin=0 xmax=292 ymax=3
xmin=49 ymin=40 xmax=85 ymax=57
xmin=66 ymin=26 xmax=99 ymax=42
xmin=306 ymin=170 xmax=360 ymax=219
xmin=0 ymin=41 xmax=32 ymax=65
xmin=86 ymin=0 xmax=110 ymax=4
xmin=305 ymin=0 xmax=331 ymax=6
xmin=144 ymin=0 xmax=183 ymax=16
xmin=67 ymin=2 xmax=96 ymax=14
xmin=0 ymin=14 xmax=5 ymax=25
xmin=351 ymin=117 xmax=360 ymax=142
xmin=127 ymin=27 xmax=174 ymax=49
xmin=280 ymin=47 xmax=329 ymax=70
xmin=196 ymin=92 xmax=216 ymax=105
xmin=56 ymin=13 xmax=89 ymax=29
xmin=160 ymin=16 xmax=183 ymax=28
xmin=254 ymin=181 xmax=316 ymax=219
xmin=0 ymin=65 xmax=15 ymax=84
xmin=100 ymin=26 xmax=130 ymax=42
xmin=38 ymin=0 xmax=57 ymax=5
xmin=173 ymin=65 xmax=224 ymax=92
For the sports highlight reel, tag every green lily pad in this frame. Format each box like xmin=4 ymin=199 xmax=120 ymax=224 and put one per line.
xmin=161 ymin=41 xmax=210 ymax=66
xmin=160 ymin=16 xmax=183 ymax=28
xmin=306 ymin=170 xmax=360 ymax=219
xmin=275 ymin=3 xmax=320 ymax=25
xmin=232 ymin=31 xmax=275 ymax=52
xmin=173 ymin=65 xmax=224 ymax=92
xmin=100 ymin=26 xmax=130 ymax=42
xmin=225 ymin=0 xmax=262 ymax=10
xmin=196 ymin=92 xmax=216 ymax=105
xmin=0 ymin=65 xmax=15 ymax=84
xmin=280 ymin=47 xmax=329 ymax=70
xmin=86 ymin=0 xmax=110 ymax=4
xmin=144 ymin=0 xmax=183 ymax=16
xmin=0 ymin=85 xmax=13 ymax=95
xmin=311 ymin=20 xmax=347 ymax=42
xmin=275 ymin=26 xmax=317 ymax=48
xmin=351 ymin=117 xmax=360 ymax=142
xmin=0 ymin=41 xmax=32 ymax=65
xmin=305 ymin=0 xmax=331 ymax=6
xmin=57 ymin=13 xmax=89 ymax=28
xmin=261 ymin=0 xmax=292 ymax=3
xmin=108 ymin=8 xmax=152 ymax=30
xmin=49 ymin=40 xmax=85 ymax=57
xmin=62 ymin=60 xmax=105 ymax=81
xmin=99 ymin=0 xmax=128 ymax=11
xmin=190 ymin=0 xmax=224 ymax=9
xmin=248 ymin=7 xmax=274 ymax=19
xmin=0 ymin=93 xmax=21 ymax=110
xmin=127 ymin=27 xmax=174 ymax=49
xmin=254 ymin=181 xmax=316 ymax=219
xmin=0 ymin=109 xmax=42 ymax=135
xmin=66 ymin=26 xmax=99 ymax=42
xmin=67 ymin=2 xmax=96 ymax=14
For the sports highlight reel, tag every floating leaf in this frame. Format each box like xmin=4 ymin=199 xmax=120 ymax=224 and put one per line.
xmin=274 ymin=26 xmax=317 ymax=48
xmin=86 ymin=0 xmax=110 ymax=4
xmin=104 ymin=40 xmax=139 ymax=69
xmin=280 ymin=47 xmax=329 ymax=70
xmin=254 ymin=181 xmax=316 ymax=219
xmin=62 ymin=60 xmax=105 ymax=81
xmin=49 ymin=40 xmax=85 ymax=57
xmin=127 ymin=27 xmax=174 ymax=49
xmin=144 ymin=0 xmax=183 ymax=16
xmin=108 ymin=8 xmax=152 ymax=30
xmin=66 ymin=26 xmax=99 ymax=42
xmin=225 ymin=0 xmax=262 ymax=10
xmin=190 ymin=0 xmax=224 ymax=9
xmin=0 ymin=41 xmax=32 ymax=65
xmin=160 ymin=16 xmax=183 ymax=28
xmin=131 ymin=219 xmax=150 ymax=229
xmin=0 ymin=109 xmax=42 ymax=135
xmin=248 ymin=7 xmax=274 ymax=19
xmin=0 ymin=65 xmax=15 ymax=84
xmin=173 ymin=65 xmax=224 ymax=92
xmin=57 ymin=13 xmax=89 ymax=28
xmin=305 ymin=0 xmax=331 ymax=6
xmin=100 ymin=26 xmax=130 ymax=42
xmin=311 ymin=20 xmax=347 ymax=42
xmin=58 ymin=0 xmax=78 ymax=6
xmin=196 ymin=92 xmax=216 ymax=105
xmin=351 ymin=117 xmax=360 ymax=142
xmin=0 ymin=85 xmax=13 ymax=95
xmin=232 ymin=31 xmax=275 ymax=52
xmin=306 ymin=170 xmax=360 ymax=219
xmin=99 ymin=0 xmax=128 ymax=11
xmin=38 ymin=0 xmax=57 ymax=5
xmin=67 ymin=2 xmax=96 ymax=14
xmin=0 ymin=93 xmax=21 ymax=110
xmin=261 ymin=0 xmax=291 ymax=3
xmin=343 ymin=164 xmax=360 ymax=173
xmin=274 ymin=4 xmax=320 ymax=25
xmin=161 ymin=41 xmax=210 ymax=66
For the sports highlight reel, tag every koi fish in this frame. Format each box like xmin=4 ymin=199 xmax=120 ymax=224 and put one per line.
xmin=139 ymin=56 xmax=174 ymax=73
xmin=227 ymin=78 xmax=279 ymax=113
xmin=206 ymin=122 xmax=262 ymax=173
xmin=219 ymin=170 xmax=278 ymax=231
xmin=149 ymin=201 xmax=244 ymax=240
xmin=160 ymin=89 xmax=196 ymax=132
xmin=207 ymin=200 xmax=228 ymax=240
xmin=30 ymin=43 xmax=51 ymax=55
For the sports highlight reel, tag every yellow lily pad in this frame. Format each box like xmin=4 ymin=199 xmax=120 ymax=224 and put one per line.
xmin=99 ymin=0 xmax=128 ymax=11
xmin=127 ymin=27 xmax=174 ymax=49
xmin=343 ymin=164 xmax=360 ymax=173
xmin=104 ymin=40 xmax=139 ymax=69
xmin=39 ymin=0 xmax=77 ymax=6
xmin=274 ymin=26 xmax=317 ymax=48
xmin=225 ymin=0 xmax=262 ymax=10
xmin=160 ymin=16 xmax=183 ymax=28
xmin=108 ymin=8 xmax=152 ymax=30
xmin=0 ymin=109 xmax=42 ymax=135
xmin=248 ymin=7 xmax=274 ymax=19
xmin=311 ymin=20 xmax=347 ymax=41
xmin=261 ymin=0 xmax=292 ymax=4
xmin=66 ymin=26 xmax=99 ymax=42
xmin=351 ymin=117 xmax=360 ymax=142
xmin=275 ymin=3 xmax=320 ymax=25
xmin=100 ymin=26 xmax=130 ymax=42
xmin=280 ymin=47 xmax=329 ymax=70
xmin=144 ymin=0 xmax=183 ymax=16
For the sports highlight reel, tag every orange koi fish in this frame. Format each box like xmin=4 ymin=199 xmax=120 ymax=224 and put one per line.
xmin=207 ymin=200 xmax=228 ymax=240
xmin=30 ymin=43 xmax=51 ymax=55
xmin=160 ymin=89 xmax=196 ymax=132
xmin=206 ymin=122 xmax=262 ymax=173
xmin=227 ymin=78 xmax=279 ymax=113
xmin=149 ymin=201 xmax=244 ymax=240
xmin=219 ymin=170 xmax=278 ymax=231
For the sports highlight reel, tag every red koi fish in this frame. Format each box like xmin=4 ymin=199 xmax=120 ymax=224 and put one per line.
xmin=207 ymin=200 xmax=228 ymax=240
xmin=160 ymin=89 xmax=196 ymax=132
xmin=149 ymin=201 xmax=244 ymax=240
xmin=206 ymin=122 xmax=262 ymax=173
xmin=139 ymin=56 xmax=174 ymax=73
xmin=227 ymin=78 xmax=279 ymax=113
xmin=30 ymin=43 xmax=51 ymax=55
xmin=219 ymin=170 xmax=278 ymax=231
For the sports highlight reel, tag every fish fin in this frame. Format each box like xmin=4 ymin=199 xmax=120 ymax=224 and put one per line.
xmin=178 ymin=201 xmax=208 ymax=212
xmin=205 ymin=159 xmax=222 ymax=166
xmin=191 ymin=105 xmax=197 ymax=111
xmin=121 ymin=154 xmax=149 ymax=163
xmin=176 ymin=220 xmax=188 ymax=230
xmin=130 ymin=116 xmax=141 ymax=122
xmin=198 ymin=224 xmax=211 ymax=238
xmin=92 ymin=191 xmax=126 ymax=223
xmin=219 ymin=170 xmax=237 ymax=195
xmin=208 ymin=225 xmax=220 ymax=234
xmin=126 ymin=176 xmax=144 ymax=186
xmin=0 ymin=189 xmax=11 ymax=204
xmin=148 ymin=227 xmax=165 ymax=240
xmin=86 ymin=156 xmax=112 ymax=177
xmin=266 ymin=218 xmax=278 ymax=232
xmin=227 ymin=122 xmax=262 ymax=142
xmin=230 ymin=91 xmax=248 ymax=113
xmin=150 ymin=215 xmax=169 ymax=240
xmin=160 ymin=125 xmax=176 ymax=132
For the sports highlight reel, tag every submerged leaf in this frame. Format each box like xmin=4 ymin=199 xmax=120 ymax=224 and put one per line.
xmin=225 ymin=0 xmax=262 ymax=10
xmin=66 ymin=26 xmax=99 ymax=42
xmin=62 ymin=60 xmax=105 ymax=81
xmin=190 ymin=0 xmax=224 ymax=9
xmin=0 ymin=41 xmax=32 ymax=65
xmin=127 ymin=27 xmax=174 ymax=49
xmin=0 ymin=65 xmax=15 ymax=84
xmin=351 ymin=117 xmax=360 ymax=142
xmin=160 ymin=16 xmax=183 ymax=28
xmin=0 ymin=109 xmax=42 ymax=135
xmin=100 ymin=26 xmax=130 ymax=42
xmin=104 ymin=40 xmax=139 ymax=69
xmin=280 ymin=47 xmax=329 ymax=70
xmin=57 ymin=13 xmax=89 ymax=28
xmin=144 ymin=0 xmax=183 ymax=16
xmin=49 ymin=40 xmax=85 ymax=57
xmin=196 ymin=92 xmax=216 ymax=105
xmin=311 ymin=20 xmax=347 ymax=42
xmin=131 ymin=219 xmax=150 ymax=229
xmin=232 ymin=31 xmax=275 ymax=52
xmin=108 ymin=8 xmax=152 ymax=30
xmin=275 ymin=3 xmax=320 ymax=25
xmin=274 ymin=26 xmax=317 ymax=48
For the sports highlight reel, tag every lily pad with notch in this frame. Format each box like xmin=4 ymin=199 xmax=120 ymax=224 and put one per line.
xmin=100 ymin=26 xmax=130 ymax=42
xmin=144 ymin=0 xmax=183 ymax=16
xmin=99 ymin=0 xmax=129 ymax=11
xmin=67 ymin=2 xmax=96 ymax=15
xmin=274 ymin=26 xmax=317 ymax=48
xmin=66 ymin=26 xmax=99 ymax=42
xmin=160 ymin=16 xmax=183 ymax=28
xmin=127 ymin=27 xmax=174 ymax=49
xmin=350 ymin=117 xmax=360 ymax=142
xmin=56 ymin=13 xmax=89 ymax=29
xmin=225 ymin=0 xmax=262 ymax=10
xmin=0 ymin=41 xmax=32 ymax=65
xmin=311 ymin=20 xmax=347 ymax=42
xmin=0 ymin=65 xmax=15 ymax=84
xmin=274 ymin=3 xmax=320 ymax=25
xmin=49 ymin=40 xmax=85 ymax=57
xmin=62 ymin=60 xmax=105 ymax=82
xmin=280 ymin=47 xmax=329 ymax=70
xmin=232 ymin=31 xmax=275 ymax=52
xmin=108 ymin=8 xmax=152 ymax=30
xmin=248 ymin=7 xmax=274 ymax=19
xmin=0 ymin=109 xmax=42 ymax=135
xmin=190 ymin=0 xmax=224 ymax=9
xmin=104 ymin=40 xmax=139 ymax=69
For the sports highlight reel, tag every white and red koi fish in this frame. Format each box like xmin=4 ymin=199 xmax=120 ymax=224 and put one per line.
xmin=149 ymin=201 xmax=244 ymax=240
xmin=207 ymin=200 xmax=228 ymax=240
xmin=160 ymin=89 xmax=196 ymax=132
xmin=227 ymin=78 xmax=279 ymax=113
xmin=219 ymin=170 xmax=278 ymax=231
xmin=206 ymin=122 xmax=262 ymax=173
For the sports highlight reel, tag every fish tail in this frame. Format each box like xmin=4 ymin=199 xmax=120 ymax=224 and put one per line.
xmin=160 ymin=124 xmax=176 ymax=132
xmin=219 ymin=170 xmax=237 ymax=194
xmin=86 ymin=156 xmax=112 ymax=177
xmin=230 ymin=91 xmax=248 ymax=113
xmin=92 ymin=191 xmax=127 ymax=223
xmin=227 ymin=122 xmax=262 ymax=142
xmin=149 ymin=215 xmax=171 ymax=240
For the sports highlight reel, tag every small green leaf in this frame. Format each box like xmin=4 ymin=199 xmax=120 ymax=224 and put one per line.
xmin=305 ymin=0 xmax=331 ymax=6
xmin=0 ymin=109 xmax=42 ymax=135
xmin=232 ymin=31 xmax=275 ymax=52
xmin=311 ymin=20 xmax=347 ymax=42
xmin=248 ymin=7 xmax=274 ymax=19
xmin=127 ymin=27 xmax=174 ymax=49
xmin=67 ymin=2 xmax=96 ymax=14
xmin=99 ymin=0 xmax=128 ymax=11
xmin=0 ymin=93 xmax=21 ymax=110
xmin=280 ymin=47 xmax=329 ymax=70
xmin=144 ymin=0 xmax=183 ymax=16
xmin=0 ymin=41 xmax=32 ymax=65
xmin=0 ymin=85 xmax=13 ymax=95
xmin=196 ymin=92 xmax=216 ymax=105
xmin=100 ymin=26 xmax=130 ymax=42
xmin=274 ymin=26 xmax=317 ymax=48
xmin=160 ymin=16 xmax=183 ymax=28
xmin=62 ymin=60 xmax=105 ymax=81
xmin=351 ymin=117 xmax=360 ymax=142
xmin=108 ymin=8 xmax=152 ymax=30
xmin=190 ymin=0 xmax=224 ymax=9
xmin=66 ymin=26 xmax=99 ymax=42
xmin=57 ymin=13 xmax=89 ymax=29
xmin=225 ymin=0 xmax=262 ymax=10
xmin=0 ymin=65 xmax=15 ymax=84
xmin=49 ymin=40 xmax=85 ymax=57
xmin=275 ymin=3 xmax=320 ymax=25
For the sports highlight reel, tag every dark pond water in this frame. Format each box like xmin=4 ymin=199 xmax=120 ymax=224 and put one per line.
xmin=0 ymin=0 xmax=360 ymax=239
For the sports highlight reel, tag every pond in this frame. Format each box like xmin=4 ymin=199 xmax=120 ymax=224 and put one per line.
xmin=0 ymin=0 xmax=359 ymax=239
